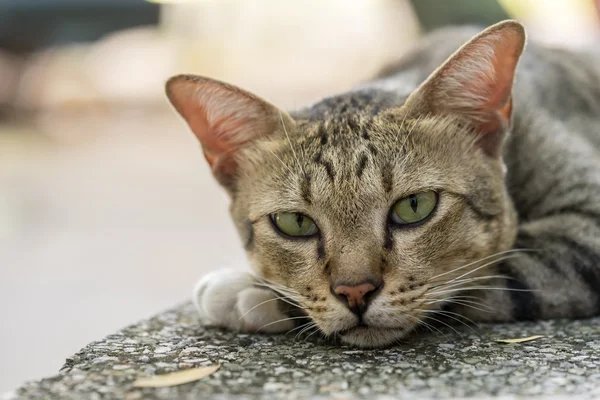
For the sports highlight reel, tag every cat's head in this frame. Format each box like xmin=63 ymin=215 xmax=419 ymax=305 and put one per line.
xmin=166 ymin=21 xmax=525 ymax=347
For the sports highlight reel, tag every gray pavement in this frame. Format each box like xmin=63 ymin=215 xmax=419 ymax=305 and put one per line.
xmin=8 ymin=303 xmax=600 ymax=399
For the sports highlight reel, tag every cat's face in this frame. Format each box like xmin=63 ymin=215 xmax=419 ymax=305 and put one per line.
xmin=229 ymin=113 xmax=517 ymax=347
xmin=166 ymin=21 xmax=525 ymax=347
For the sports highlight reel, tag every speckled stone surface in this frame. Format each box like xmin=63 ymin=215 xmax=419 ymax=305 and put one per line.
xmin=8 ymin=303 xmax=600 ymax=399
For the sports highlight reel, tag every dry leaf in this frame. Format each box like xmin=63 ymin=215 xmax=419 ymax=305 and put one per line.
xmin=495 ymin=335 xmax=545 ymax=344
xmin=132 ymin=365 xmax=220 ymax=388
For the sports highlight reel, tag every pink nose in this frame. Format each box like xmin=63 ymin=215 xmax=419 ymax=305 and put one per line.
xmin=332 ymin=281 xmax=381 ymax=315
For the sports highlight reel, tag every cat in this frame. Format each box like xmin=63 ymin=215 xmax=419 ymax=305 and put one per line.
xmin=166 ymin=20 xmax=600 ymax=348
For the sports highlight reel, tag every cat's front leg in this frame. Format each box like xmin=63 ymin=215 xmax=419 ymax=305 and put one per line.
xmin=193 ymin=269 xmax=296 ymax=333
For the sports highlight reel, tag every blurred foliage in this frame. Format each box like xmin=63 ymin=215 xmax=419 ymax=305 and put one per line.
xmin=409 ymin=0 xmax=510 ymax=31
xmin=0 ymin=0 xmax=159 ymax=53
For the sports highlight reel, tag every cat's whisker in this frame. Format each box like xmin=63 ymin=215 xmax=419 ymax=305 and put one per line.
xmin=427 ymin=274 xmax=515 ymax=295
xmin=424 ymin=293 xmax=481 ymax=304
xmin=418 ymin=313 xmax=463 ymax=337
xmin=287 ymin=321 xmax=316 ymax=338
xmin=429 ymin=285 xmax=539 ymax=297
xmin=255 ymin=293 xmax=304 ymax=311
xmin=253 ymin=276 xmax=301 ymax=292
xmin=427 ymin=273 xmax=515 ymax=291
xmin=237 ymin=295 xmax=308 ymax=321
xmin=252 ymin=281 xmax=303 ymax=299
xmin=303 ymin=325 xmax=323 ymax=342
xmin=278 ymin=110 xmax=305 ymax=177
xmin=295 ymin=321 xmax=320 ymax=340
xmin=427 ymin=249 xmax=536 ymax=282
xmin=398 ymin=115 xmax=422 ymax=166
xmin=436 ymin=299 xmax=494 ymax=314
xmin=253 ymin=278 xmax=303 ymax=297
xmin=440 ymin=274 xmax=514 ymax=286
xmin=423 ymin=294 xmax=495 ymax=312
xmin=254 ymin=316 xmax=311 ymax=332
xmin=442 ymin=254 xmax=526 ymax=285
xmin=427 ymin=263 xmax=524 ymax=286
xmin=238 ymin=297 xmax=281 ymax=321
xmin=401 ymin=314 xmax=444 ymax=337
xmin=265 ymin=147 xmax=293 ymax=175
xmin=420 ymin=308 xmax=481 ymax=333
xmin=425 ymin=294 xmax=485 ymax=302
xmin=252 ymin=275 xmax=293 ymax=287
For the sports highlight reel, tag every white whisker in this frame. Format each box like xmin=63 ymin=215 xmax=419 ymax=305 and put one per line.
xmin=266 ymin=147 xmax=293 ymax=175
xmin=421 ymin=309 xmax=480 ymax=332
xmin=295 ymin=321 xmax=320 ymax=340
xmin=442 ymin=254 xmax=525 ymax=285
xmin=419 ymin=313 xmax=463 ymax=336
xmin=237 ymin=295 xmax=307 ymax=321
xmin=402 ymin=314 xmax=444 ymax=337
xmin=303 ymin=325 xmax=322 ymax=342
xmin=286 ymin=321 xmax=316 ymax=337
xmin=255 ymin=316 xmax=311 ymax=332
xmin=278 ymin=110 xmax=305 ymax=176
xmin=424 ymin=298 xmax=494 ymax=314
xmin=427 ymin=274 xmax=515 ymax=295
xmin=427 ymin=249 xmax=536 ymax=282
xmin=429 ymin=286 xmax=539 ymax=297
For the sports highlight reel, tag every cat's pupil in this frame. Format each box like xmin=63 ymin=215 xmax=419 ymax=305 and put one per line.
xmin=296 ymin=214 xmax=304 ymax=228
xmin=410 ymin=195 xmax=418 ymax=213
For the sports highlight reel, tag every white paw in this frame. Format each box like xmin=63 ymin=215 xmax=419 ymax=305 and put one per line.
xmin=193 ymin=269 xmax=295 ymax=333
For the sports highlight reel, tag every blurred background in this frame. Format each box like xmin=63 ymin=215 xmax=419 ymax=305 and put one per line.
xmin=1 ymin=0 xmax=599 ymax=393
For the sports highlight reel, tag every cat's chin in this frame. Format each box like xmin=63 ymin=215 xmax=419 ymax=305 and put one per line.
xmin=337 ymin=325 xmax=409 ymax=348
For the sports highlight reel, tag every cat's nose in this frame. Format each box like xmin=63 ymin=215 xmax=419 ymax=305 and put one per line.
xmin=332 ymin=280 xmax=382 ymax=316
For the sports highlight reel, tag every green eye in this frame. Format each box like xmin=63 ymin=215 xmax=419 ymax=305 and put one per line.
xmin=391 ymin=191 xmax=438 ymax=225
xmin=271 ymin=212 xmax=319 ymax=237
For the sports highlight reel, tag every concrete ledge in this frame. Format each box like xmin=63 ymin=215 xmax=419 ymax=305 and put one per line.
xmin=10 ymin=303 xmax=600 ymax=399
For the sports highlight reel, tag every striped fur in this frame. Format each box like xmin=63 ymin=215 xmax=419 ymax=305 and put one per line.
xmin=168 ymin=21 xmax=600 ymax=347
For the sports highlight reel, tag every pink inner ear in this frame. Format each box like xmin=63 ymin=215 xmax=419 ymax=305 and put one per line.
xmin=480 ymin=47 xmax=518 ymax=121
xmin=166 ymin=75 xmax=289 ymax=187
xmin=431 ymin=25 xmax=524 ymax=135
xmin=182 ymin=104 xmax=248 ymax=168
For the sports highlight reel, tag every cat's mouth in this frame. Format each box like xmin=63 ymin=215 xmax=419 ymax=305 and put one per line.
xmin=336 ymin=322 xmax=370 ymax=336
xmin=336 ymin=323 xmax=403 ymax=336
xmin=334 ymin=323 xmax=410 ymax=347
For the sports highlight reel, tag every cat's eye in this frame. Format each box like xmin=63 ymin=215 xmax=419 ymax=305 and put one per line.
xmin=271 ymin=212 xmax=319 ymax=237
xmin=391 ymin=191 xmax=438 ymax=225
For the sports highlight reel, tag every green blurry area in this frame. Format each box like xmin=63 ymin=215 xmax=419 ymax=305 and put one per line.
xmin=409 ymin=0 xmax=510 ymax=31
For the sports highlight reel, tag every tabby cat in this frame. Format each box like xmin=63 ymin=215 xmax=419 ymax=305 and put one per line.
xmin=166 ymin=21 xmax=600 ymax=347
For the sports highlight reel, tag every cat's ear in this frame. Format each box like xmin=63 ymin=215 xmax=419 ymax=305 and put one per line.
xmin=166 ymin=75 xmax=294 ymax=187
xmin=404 ymin=20 xmax=526 ymax=157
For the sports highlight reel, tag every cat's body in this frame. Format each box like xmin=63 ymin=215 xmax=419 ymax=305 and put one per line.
xmin=169 ymin=22 xmax=600 ymax=347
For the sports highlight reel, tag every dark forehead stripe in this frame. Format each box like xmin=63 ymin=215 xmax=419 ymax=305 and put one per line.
xmin=293 ymin=89 xmax=400 ymax=121
xmin=356 ymin=154 xmax=369 ymax=179
xmin=381 ymin=162 xmax=394 ymax=193
xmin=300 ymin=174 xmax=312 ymax=204
xmin=320 ymin=133 xmax=328 ymax=146
xmin=314 ymin=151 xmax=335 ymax=182
xmin=346 ymin=116 xmax=360 ymax=132
xmin=368 ymin=143 xmax=378 ymax=156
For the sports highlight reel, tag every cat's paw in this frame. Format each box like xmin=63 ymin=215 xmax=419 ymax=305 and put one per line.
xmin=193 ymin=269 xmax=295 ymax=333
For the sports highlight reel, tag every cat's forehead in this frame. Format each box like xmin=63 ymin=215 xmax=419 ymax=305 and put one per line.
xmin=292 ymin=89 xmax=405 ymax=121
xmin=252 ymin=116 xmax=407 ymax=214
